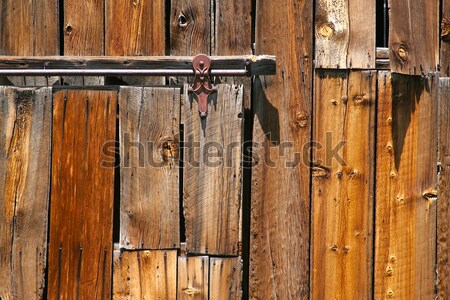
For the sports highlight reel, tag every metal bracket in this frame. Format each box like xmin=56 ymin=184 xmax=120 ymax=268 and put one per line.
xmin=189 ymin=54 xmax=217 ymax=118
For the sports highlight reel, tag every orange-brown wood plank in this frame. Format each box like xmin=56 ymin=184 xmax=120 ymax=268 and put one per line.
xmin=48 ymin=90 xmax=117 ymax=300
xmin=438 ymin=78 xmax=450 ymax=300
xmin=64 ymin=0 xmax=104 ymax=85
xmin=388 ymin=0 xmax=439 ymax=75
xmin=250 ymin=0 xmax=313 ymax=298
xmin=105 ymin=0 xmax=165 ymax=85
xmin=374 ymin=72 xmax=438 ymax=300
xmin=209 ymin=257 xmax=242 ymax=300
xmin=312 ymin=70 xmax=375 ymax=300
xmin=0 ymin=87 xmax=52 ymax=300
xmin=183 ymin=84 xmax=243 ymax=255
xmin=119 ymin=87 xmax=180 ymax=249
xmin=113 ymin=250 xmax=177 ymax=300
xmin=178 ymin=256 xmax=209 ymax=300
xmin=315 ymin=0 xmax=375 ymax=69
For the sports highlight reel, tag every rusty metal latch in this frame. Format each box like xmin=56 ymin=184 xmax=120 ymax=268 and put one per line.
xmin=189 ymin=54 xmax=217 ymax=118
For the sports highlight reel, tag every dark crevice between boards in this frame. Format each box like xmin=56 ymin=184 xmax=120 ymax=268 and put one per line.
xmin=179 ymin=122 xmax=187 ymax=243
xmin=376 ymin=0 xmax=389 ymax=47
xmin=58 ymin=0 xmax=64 ymax=55
xmin=241 ymin=1 xmax=257 ymax=299
xmin=113 ymin=102 xmax=120 ymax=244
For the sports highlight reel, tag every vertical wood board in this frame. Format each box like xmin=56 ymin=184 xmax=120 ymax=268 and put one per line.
xmin=0 ymin=87 xmax=52 ymax=300
xmin=183 ymin=84 xmax=243 ymax=255
xmin=312 ymin=70 xmax=375 ymax=300
xmin=48 ymin=90 xmax=117 ymax=300
xmin=119 ymin=87 xmax=180 ymax=250
xmin=374 ymin=72 xmax=438 ymax=300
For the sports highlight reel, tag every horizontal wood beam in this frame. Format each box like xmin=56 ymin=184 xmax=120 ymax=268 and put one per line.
xmin=0 ymin=55 xmax=276 ymax=76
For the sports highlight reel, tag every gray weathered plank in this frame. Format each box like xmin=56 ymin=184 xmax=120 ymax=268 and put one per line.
xmin=183 ymin=84 xmax=243 ymax=255
xmin=0 ymin=87 xmax=52 ymax=300
xmin=388 ymin=0 xmax=439 ymax=75
xmin=120 ymin=87 xmax=180 ymax=250
xmin=315 ymin=0 xmax=375 ymax=69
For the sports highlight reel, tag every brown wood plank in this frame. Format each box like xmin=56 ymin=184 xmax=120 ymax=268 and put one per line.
xmin=64 ymin=0 xmax=104 ymax=85
xmin=374 ymin=72 xmax=438 ymax=300
xmin=112 ymin=250 xmax=177 ymax=300
xmin=388 ymin=0 xmax=439 ymax=75
xmin=0 ymin=55 xmax=276 ymax=76
xmin=209 ymin=257 xmax=242 ymax=300
xmin=0 ymin=0 xmax=59 ymax=85
xmin=119 ymin=87 xmax=180 ymax=249
xmin=183 ymin=84 xmax=243 ymax=255
xmin=178 ymin=256 xmax=209 ymax=300
xmin=438 ymin=78 xmax=450 ymax=300
xmin=170 ymin=0 xmax=210 ymax=55
xmin=250 ymin=0 xmax=313 ymax=298
xmin=105 ymin=0 xmax=165 ymax=85
xmin=441 ymin=1 xmax=450 ymax=76
xmin=315 ymin=0 xmax=375 ymax=69
xmin=48 ymin=90 xmax=117 ymax=300
xmin=311 ymin=70 xmax=375 ymax=300
xmin=0 ymin=87 xmax=52 ymax=300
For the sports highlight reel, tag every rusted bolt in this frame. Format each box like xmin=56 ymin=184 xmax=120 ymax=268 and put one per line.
xmin=343 ymin=245 xmax=350 ymax=254
xmin=295 ymin=112 xmax=309 ymax=128
xmin=330 ymin=244 xmax=338 ymax=252
xmin=387 ymin=288 xmax=394 ymax=298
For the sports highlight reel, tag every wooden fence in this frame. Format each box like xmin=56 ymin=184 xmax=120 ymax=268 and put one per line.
xmin=1 ymin=0 xmax=450 ymax=299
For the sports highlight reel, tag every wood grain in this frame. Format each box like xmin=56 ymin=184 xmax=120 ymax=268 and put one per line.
xmin=315 ymin=0 xmax=375 ymax=69
xmin=119 ymin=87 xmax=180 ymax=249
xmin=0 ymin=87 xmax=52 ymax=300
xmin=64 ymin=0 xmax=104 ymax=85
xmin=388 ymin=0 xmax=439 ymax=75
xmin=0 ymin=0 xmax=59 ymax=85
xmin=441 ymin=1 xmax=450 ymax=76
xmin=106 ymin=0 xmax=165 ymax=85
xmin=183 ymin=84 xmax=243 ymax=255
xmin=374 ymin=72 xmax=438 ymax=300
xmin=438 ymin=78 xmax=450 ymax=300
xmin=312 ymin=70 xmax=375 ymax=300
xmin=48 ymin=90 xmax=117 ymax=300
xmin=250 ymin=0 xmax=313 ymax=298
xmin=209 ymin=257 xmax=242 ymax=300
xmin=112 ymin=250 xmax=177 ymax=300
xmin=177 ymin=256 xmax=208 ymax=300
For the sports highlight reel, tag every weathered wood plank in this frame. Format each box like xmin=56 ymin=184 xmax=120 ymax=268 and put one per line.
xmin=0 ymin=0 xmax=59 ymax=85
xmin=441 ymin=1 xmax=450 ymax=76
xmin=250 ymin=0 xmax=313 ymax=298
xmin=106 ymin=0 xmax=165 ymax=85
xmin=64 ymin=0 xmax=104 ymax=85
xmin=388 ymin=0 xmax=439 ymax=75
xmin=119 ymin=87 xmax=180 ymax=249
xmin=209 ymin=257 xmax=242 ymax=300
xmin=48 ymin=90 xmax=117 ymax=300
xmin=315 ymin=0 xmax=375 ymax=69
xmin=178 ymin=256 xmax=208 ymax=300
xmin=183 ymin=84 xmax=243 ymax=255
xmin=438 ymin=78 xmax=450 ymax=300
xmin=112 ymin=250 xmax=177 ymax=300
xmin=312 ymin=70 xmax=375 ymax=300
xmin=374 ymin=72 xmax=438 ymax=300
xmin=0 ymin=55 xmax=276 ymax=77
xmin=0 ymin=87 xmax=52 ymax=300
